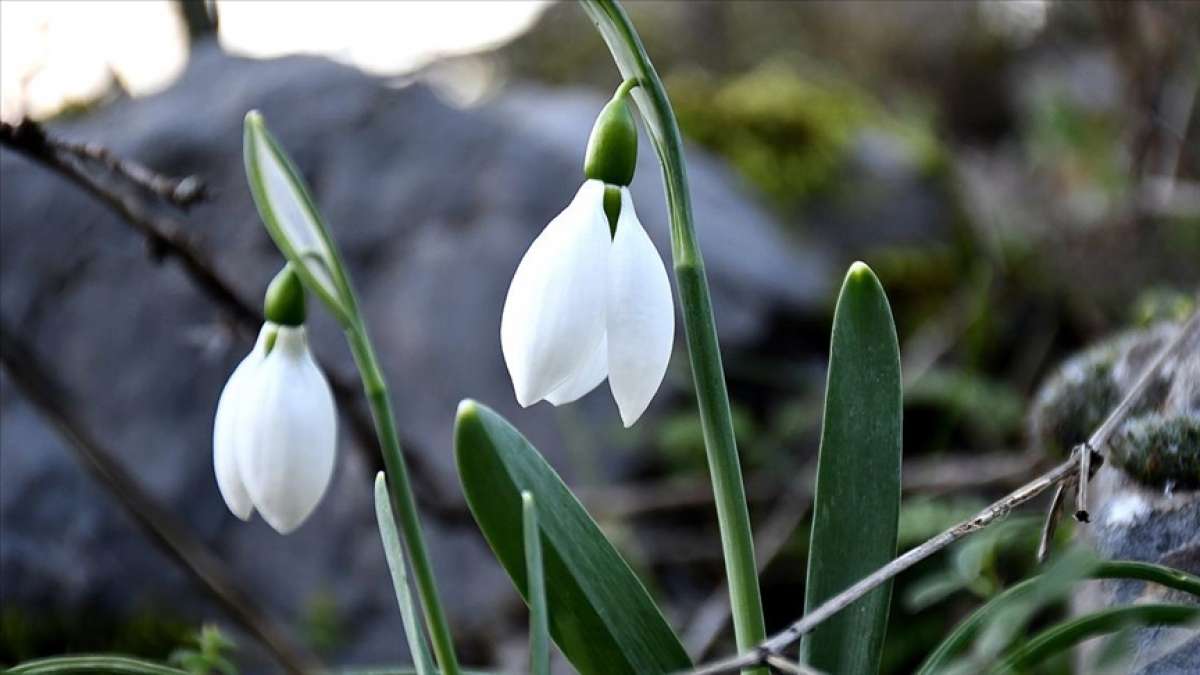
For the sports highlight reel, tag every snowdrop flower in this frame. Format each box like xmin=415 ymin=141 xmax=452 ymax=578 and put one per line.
xmin=213 ymin=265 xmax=337 ymax=533
xmin=501 ymin=82 xmax=674 ymax=427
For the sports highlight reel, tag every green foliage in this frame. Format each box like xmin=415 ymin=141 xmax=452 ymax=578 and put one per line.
xmin=374 ymin=473 xmax=436 ymax=675
xmin=995 ymin=604 xmax=1200 ymax=673
xmin=802 ymin=262 xmax=903 ymax=675
xmin=656 ymin=403 xmax=760 ymax=473
xmin=301 ymin=591 xmax=344 ymax=657
xmin=670 ymin=63 xmax=942 ymax=209
xmin=6 ymin=655 xmax=191 ymax=674
xmin=454 ymin=400 xmax=691 ymax=675
xmin=905 ymin=368 xmax=1025 ymax=441
xmin=0 ymin=607 xmax=193 ymax=666
xmin=918 ymin=553 xmax=1200 ymax=673
xmin=522 ymin=493 xmax=550 ymax=675
xmin=903 ymin=516 xmax=1044 ymax=613
xmin=168 ymin=625 xmax=238 ymax=675
xmin=1131 ymin=288 xmax=1197 ymax=327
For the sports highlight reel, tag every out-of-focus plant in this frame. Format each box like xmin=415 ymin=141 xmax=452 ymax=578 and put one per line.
xmin=168 ymin=626 xmax=238 ymax=675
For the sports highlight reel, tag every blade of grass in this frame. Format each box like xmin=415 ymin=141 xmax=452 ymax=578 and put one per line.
xmin=5 ymin=656 xmax=190 ymax=674
xmin=993 ymin=604 xmax=1200 ymax=673
xmin=523 ymin=492 xmax=550 ymax=675
xmin=918 ymin=560 xmax=1200 ymax=673
xmin=375 ymin=472 xmax=436 ymax=675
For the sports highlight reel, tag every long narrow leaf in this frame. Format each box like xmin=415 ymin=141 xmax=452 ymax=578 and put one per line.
xmin=5 ymin=656 xmax=190 ymax=675
xmin=523 ymin=492 xmax=550 ymax=675
xmin=374 ymin=472 xmax=436 ymax=675
xmin=993 ymin=603 xmax=1200 ymax=673
xmin=454 ymin=400 xmax=691 ymax=675
xmin=918 ymin=559 xmax=1200 ymax=673
xmin=801 ymin=262 xmax=903 ymax=675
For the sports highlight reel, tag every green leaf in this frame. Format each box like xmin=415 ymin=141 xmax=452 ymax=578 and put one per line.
xmin=917 ymin=558 xmax=1200 ymax=674
xmin=993 ymin=603 xmax=1200 ymax=673
xmin=374 ymin=473 xmax=436 ymax=675
xmin=522 ymin=492 xmax=550 ymax=675
xmin=454 ymin=400 xmax=691 ymax=675
xmin=801 ymin=262 xmax=902 ymax=675
xmin=6 ymin=655 xmax=191 ymax=674
xmin=242 ymin=111 xmax=352 ymax=325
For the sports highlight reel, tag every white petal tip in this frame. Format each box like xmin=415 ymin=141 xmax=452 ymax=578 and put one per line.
xmin=618 ymin=405 xmax=646 ymax=429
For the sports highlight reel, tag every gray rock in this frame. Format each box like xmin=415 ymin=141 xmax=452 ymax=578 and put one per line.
xmin=1033 ymin=321 xmax=1200 ymax=673
xmin=0 ymin=44 xmax=828 ymax=668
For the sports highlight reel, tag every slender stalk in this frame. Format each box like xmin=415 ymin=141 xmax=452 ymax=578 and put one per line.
xmin=994 ymin=603 xmax=1200 ymax=673
xmin=581 ymin=1 xmax=767 ymax=669
xmin=346 ymin=322 xmax=461 ymax=675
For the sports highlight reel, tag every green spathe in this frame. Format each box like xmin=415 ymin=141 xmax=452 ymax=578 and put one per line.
xmin=584 ymin=83 xmax=639 ymax=187
xmin=264 ymin=264 xmax=306 ymax=326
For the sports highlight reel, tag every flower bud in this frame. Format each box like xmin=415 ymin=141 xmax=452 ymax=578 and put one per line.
xmin=264 ymin=263 xmax=306 ymax=326
xmin=583 ymin=83 xmax=639 ymax=187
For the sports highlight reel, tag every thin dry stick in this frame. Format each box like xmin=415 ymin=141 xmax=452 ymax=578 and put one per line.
xmin=763 ymin=653 xmax=822 ymax=675
xmin=0 ymin=118 xmax=464 ymax=522
xmin=1037 ymin=479 xmax=1070 ymax=565
xmin=683 ymin=311 xmax=1198 ymax=675
xmin=683 ymin=451 xmax=1041 ymax=659
xmin=1 ymin=119 xmax=206 ymax=207
xmin=0 ymin=320 xmax=322 ymax=675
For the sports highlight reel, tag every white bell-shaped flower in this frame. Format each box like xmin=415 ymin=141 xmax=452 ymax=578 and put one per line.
xmin=501 ymin=181 xmax=674 ymax=427
xmin=212 ymin=323 xmax=337 ymax=533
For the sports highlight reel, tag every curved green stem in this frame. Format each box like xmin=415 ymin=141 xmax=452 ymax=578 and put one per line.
xmin=5 ymin=656 xmax=190 ymax=675
xmin=918 ymin=560 xmax=1200 ymax=673
xmin=993 ymin=603 xmax=1199 ymax=673
xmin=580 ymin=1 xmax=766 ymax=670
xmin=347 ymin=319 xmax=460 ymax=675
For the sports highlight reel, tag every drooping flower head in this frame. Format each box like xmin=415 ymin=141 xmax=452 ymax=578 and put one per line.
xmin=213 ymin=264 xmax=337 ymax=533
xmin=501 ymin=80 xmax=674 ymax=427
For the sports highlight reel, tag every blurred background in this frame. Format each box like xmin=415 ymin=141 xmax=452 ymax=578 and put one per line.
xmin=1 ymin=1 xmax=1197 ymax=673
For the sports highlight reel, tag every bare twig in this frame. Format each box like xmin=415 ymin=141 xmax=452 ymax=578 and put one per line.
xmin=0 ymin=319 xmax=321 ymax=675
xmin=682 ymin=450 xmax=1041 ymax=659
xmin=683 ymin=312 xmax=1198 ymax=675
xmin=2 ymin=119 xmax=206 ymax=207
xmin=1075 ymin=442 xmax=1093 ymax=522
xmin=1037 ymin=479 xmax=1070 ymax=565
xmin=763 ymin=653 xmax=822 ymax=675
xmin=0 ymin=117 xmax=465 ymax=523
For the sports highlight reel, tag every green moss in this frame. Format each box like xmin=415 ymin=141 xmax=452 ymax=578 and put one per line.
xmin=668 ymin=63 xmax=944 ymax=210
xmin=1030 ymin=342 xmax=1124 ymax=458
xmin=1108 ymin=414 xmax=1200 ymax=490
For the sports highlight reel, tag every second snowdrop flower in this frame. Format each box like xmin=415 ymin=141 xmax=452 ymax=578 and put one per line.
xmin=213 ymin=264 xmax=337 ymax=534
xmin=501 ymin=80 xmax=674 ymax=427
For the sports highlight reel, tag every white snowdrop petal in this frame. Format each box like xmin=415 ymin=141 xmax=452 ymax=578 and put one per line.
xmin=606 ymin=189 xmax=674 ymax=427
xmin=236 ymin=327 xmax=337 ymax=534
xmin=501 ymin=180 xmax=610 ymax=406
xmin=212 ymin=326 xmax=273 ymax=521
xmin=544 ymin=335 xmax=608 ymax=406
